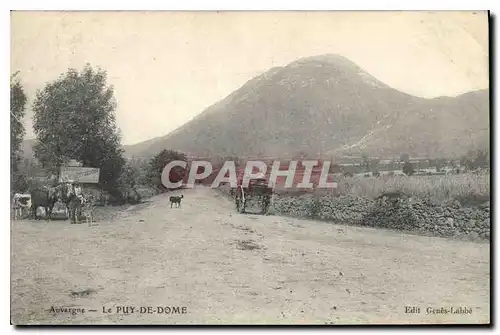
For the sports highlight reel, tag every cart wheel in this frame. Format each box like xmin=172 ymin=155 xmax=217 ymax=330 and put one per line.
xmin=235 ymin=197 xmax=245 ymax=213
xmin=261 ymin=196 xmax=269 ymax=214
xmin=236 ymin=186 xmax=246 ymax=214
xmin=238 ymin=198 xmax=246 ymax=213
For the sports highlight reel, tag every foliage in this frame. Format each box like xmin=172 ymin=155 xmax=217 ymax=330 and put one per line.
xmin=400 ymin=153 xmax=410 ymax=163
xmin=300 ymin=173 xmax=490 ymax=204
xmin=361 ymin=154 xmax=370 ymax=172
xmin=32 ymin=64 xmax=125 ymax=192
xmin=460 ymin=149 xmax=489 ymax=171
xmin=145 ymin=149 xmax=187 ymax=191
xmin=117 ymin=161 xmax=142 ymax=203
xmin=402 ymin=161 xmax=415 ymax=176
xmin=10 ymin=72 xmax=28 ymax=192
xmin=429 ymin=158 xmax=448 ymax=172
xmin=128 ymin=157 xmax=150 ymax=185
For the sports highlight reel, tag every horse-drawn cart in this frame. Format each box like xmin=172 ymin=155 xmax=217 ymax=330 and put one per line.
xmin=233 ymin=177 xmax=273 ymax=214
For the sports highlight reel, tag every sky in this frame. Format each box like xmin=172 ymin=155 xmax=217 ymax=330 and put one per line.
xmin=11 ymin=11 xmax=489 ymax=145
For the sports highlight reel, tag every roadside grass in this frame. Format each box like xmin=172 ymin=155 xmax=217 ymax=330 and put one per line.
xmin=274 ymin=173 xmax=490 ymax=204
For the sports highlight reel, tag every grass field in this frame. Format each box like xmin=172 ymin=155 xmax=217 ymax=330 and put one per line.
xmin=274 ymin=173 xmax=490 ymax=204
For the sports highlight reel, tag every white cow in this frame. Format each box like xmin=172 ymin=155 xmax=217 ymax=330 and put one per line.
xmin=12 ymin=193 xmax=32 ymax=220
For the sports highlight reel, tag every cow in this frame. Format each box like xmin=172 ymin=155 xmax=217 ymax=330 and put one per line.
xmin=12 ymin=193 xmax=32 ymax=220
xmin=30 ymin=187 xmax=60 ymax=220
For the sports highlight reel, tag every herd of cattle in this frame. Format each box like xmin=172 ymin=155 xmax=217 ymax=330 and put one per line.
xmin=11 ymin=183 xmax=95 ymax=224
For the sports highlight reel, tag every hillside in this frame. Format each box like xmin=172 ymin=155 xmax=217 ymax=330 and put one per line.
xmin=124 ymin=54 xmax=488 ymax=160
xmin=25 ymin=54 xmax=489 ymax=160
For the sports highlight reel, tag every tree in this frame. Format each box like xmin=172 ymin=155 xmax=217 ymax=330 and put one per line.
xmin=361 ymin=154 xmax=370 ymax=172
xmin=128 ymin=157 xmax=150 ymax=185
xmin=460 ymin=149 xmax=489 ymax=171
xmin=117 ymin=161 xmax=142 ymax=203
xmin=434 ymin=158 xmax=447 ymax=172
xmin=369 ymin=158 xmax=380 ymax=172
xmin=402 ymin=161 xmax=415 ymax=176
xmin=32 ymin=64 xmax=125 ymax=193
xmin=400 ymin=153 xmax=410 ymax=163
xmin=10 ymin=72 xmax=28 ymax=192
xmin=146 ymin=149 xmax=187 ymax=191
xmin=460 ymin=150 xmax=474 ymax=170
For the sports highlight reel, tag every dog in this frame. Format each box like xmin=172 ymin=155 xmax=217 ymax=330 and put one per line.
xmin=170 ymin=195 xmax=184 ymax=208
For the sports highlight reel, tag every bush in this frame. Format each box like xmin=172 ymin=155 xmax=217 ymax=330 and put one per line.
xmin=145 ymin=149 xmax=187 ymax=192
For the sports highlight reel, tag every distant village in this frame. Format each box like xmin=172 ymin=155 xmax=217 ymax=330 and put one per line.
xmin=331 ymin=157 xmax=461 ymax=177
xmin=21 ymin=148 xmax=490 ymax=190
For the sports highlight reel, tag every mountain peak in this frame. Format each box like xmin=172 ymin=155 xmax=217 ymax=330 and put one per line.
xmin=123 ymin=55 xmax=488 ymax=159
xmin=289 ymin=54 xmax=359 ymax=68
xmin=286 ymin=54 xmax=389 ymax=89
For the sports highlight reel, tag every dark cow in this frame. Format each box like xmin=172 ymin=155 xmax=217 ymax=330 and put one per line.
xmin=30 ymin=187 xmax=59 ymax=220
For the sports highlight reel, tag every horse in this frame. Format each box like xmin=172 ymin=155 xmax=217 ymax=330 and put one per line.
xmin=30 ymin=186 xmax=60 ymax=220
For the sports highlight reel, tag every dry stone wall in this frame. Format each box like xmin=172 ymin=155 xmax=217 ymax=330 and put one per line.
xmin=269 ymin=194 xmax=490 ymax=241
xmin=217 ymin=185 xmax=489 ymax=241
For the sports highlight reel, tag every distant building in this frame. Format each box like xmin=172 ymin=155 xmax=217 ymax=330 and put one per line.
xmin=67 ymin=159 xmax=83 ymax=167
xmin=417 ymin=167 xmax=438 ymax=174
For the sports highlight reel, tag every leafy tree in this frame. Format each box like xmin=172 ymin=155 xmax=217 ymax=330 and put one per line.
xmin=128 ymin=157 xmax=150 ymax=185
xmin=146 ymin=149 xmax=187 ymax=191
xmin=32 ymin=64 xmax=125 ymax=193
xmin=460 ymin=149 xmax=489 ymax=171
xmin=18 ymin=158 xmax=45 ymax=181
xmin=117 ymin=161 xmax=142 ymax=203
xmin=10 ymin=72 xmax=28 ymax=192
xmin=434 ymin=158 xmax=448 ymax=172
xmin=400 ymin=153 xmax=410 ymax=163
xmin=402 ymin=161 xmax=415 ymax=176
xmin=369 ymin=158 xmax=380 ymax=172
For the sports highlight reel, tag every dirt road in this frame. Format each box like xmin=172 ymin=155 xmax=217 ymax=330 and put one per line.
xmin=11 ymin=187 xmax=490 ymax=325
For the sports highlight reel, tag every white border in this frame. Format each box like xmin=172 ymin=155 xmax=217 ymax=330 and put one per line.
xmin=3 ymin=1 xmax=497 ymax=334
xmin=4 ymin=0 xmax=496 ymax=11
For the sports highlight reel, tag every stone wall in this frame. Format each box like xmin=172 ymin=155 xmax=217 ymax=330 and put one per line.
xmin=269 ymin=194 xmax=490 ymax=241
